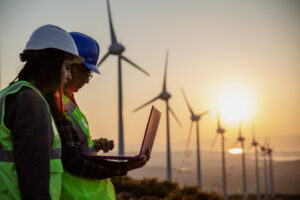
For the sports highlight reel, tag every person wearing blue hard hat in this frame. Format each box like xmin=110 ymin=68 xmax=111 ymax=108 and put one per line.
xmin=55 ymin=32 xmax=149 ymax=200
xmin=64 ymin=32 xmax=100 ymax=94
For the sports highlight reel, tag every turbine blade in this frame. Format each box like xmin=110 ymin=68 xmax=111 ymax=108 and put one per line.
xmin=168 ymin=105 xmax=182 ymax=127
xmin=163 ymin=50 xmax=169 ymax=92
xmin=230 ymin=140 xmax=239 ymax=149
xmin=121 ymin=55 xmax=150 ymax=76
xmin=181 ymin=88 xmax=194 ymax=116
xmin=107 ymin=0 xmax=117 ymax=43
xmin=200 ymin=110 xmax=209 ymax=117
xmin=266 ymin=141 xmax=272 ymax=155
xmin=238 ymin=120 xmax=242 ymax=137
xmin=133 ymin=96 xmax=160 ymax=112
xmin=210 ymin=134 xmax=219 ymax=152
xmin=263 ymin=138 xmax=269 ymax=150
xmin=252 ymin=121 xmax=255 ymax=141
xmin=246 ymin=144 xmax=253 ymax=153
xmin=97 ymin=52 xmax=111 ymax=67
xmin=217 ymin=111 xmax=221 ymax=129
xmin=216 ymin=100 xmax=222 ymax=129
xmin=185 ymin=121 xmax=194 ymax=156
xmin=266 ymin=139 xmax=270 ymax=149
xmin=259 ymin=144 xmax=266 ymax=153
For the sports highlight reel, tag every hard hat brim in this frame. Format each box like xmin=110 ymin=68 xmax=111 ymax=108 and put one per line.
xmin=83 ymin=62 xmax=100 ymax=74
xmin=73 ymin=55 xmax=85 ymax=64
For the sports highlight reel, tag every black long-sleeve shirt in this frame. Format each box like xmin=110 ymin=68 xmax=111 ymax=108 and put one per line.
xmin=5 ymin=87 xmax=52 ymax=200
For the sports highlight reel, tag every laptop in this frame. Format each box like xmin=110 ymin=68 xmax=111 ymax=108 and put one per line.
xmin=95 ymin=106 xmax=161 ymax=160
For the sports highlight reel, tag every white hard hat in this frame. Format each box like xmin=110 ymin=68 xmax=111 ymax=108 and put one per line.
xmin=24 ymin=24 xmax=84 ymax=63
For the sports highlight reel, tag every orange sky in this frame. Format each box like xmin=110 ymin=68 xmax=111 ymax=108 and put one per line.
xmin=0 ymin=0 xmax=299 ymax=152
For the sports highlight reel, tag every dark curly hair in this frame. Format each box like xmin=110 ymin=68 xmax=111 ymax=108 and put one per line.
xmin=11 ymin=48 xmax=69 ymax=119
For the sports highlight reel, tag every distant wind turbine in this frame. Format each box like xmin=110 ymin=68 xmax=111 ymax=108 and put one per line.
xmin=248 ymin=122 xmax=261 ymax=200
xmin=181 ymin=88 xmax=208 ymax=189
xmin=133 ymin=50 xmax=181 ymax=181
xmin=97 ymin=0 xmax=150 ymax=155
xmin=267 ymin=144 xmax=275 ymax=198
xmin=231 ymin=121 xmax=248 ymax=200
xmin=260 ymin=145 xmax=269 ymax=200
xmin=210 ymin=105 xmax=228 ymax=200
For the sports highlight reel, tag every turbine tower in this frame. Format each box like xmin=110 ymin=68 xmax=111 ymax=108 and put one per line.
xmin=232 ymin=121 xmax=248 ymax=200
xmin=97 ymin=0 xmax=150 ymax=155
xmin=181 ymin=88 xmax=209 ymax=189
xmin=260 ymin=145 xmax=269 ymax=200
xmin=210 ymin=107 xmax=227 ymax=200
xmin=249 ymin=122 xmax=261 ymax=200
xmin=133 ymin=50 xmax=181 ymax=181
xmin=267 ymin=144 xmax=275 ymax=198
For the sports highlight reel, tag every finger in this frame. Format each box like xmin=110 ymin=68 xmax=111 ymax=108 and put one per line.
xmin=101 ymin=138 xmax=108 ymax=143
xmin=95 ymin=138 xmax=104 ymax=150
xmin=102 ymin=140 xmax=109 ymax=152
xmin=99 ymin=138 xmax=105 ymax=143
xmin=95 ymin=139 xmax=103 ymax=150
xmin=103 ymin=144 xmax=109 ymax=152
xmin=108 ymin=140 xmax=114 ymax=150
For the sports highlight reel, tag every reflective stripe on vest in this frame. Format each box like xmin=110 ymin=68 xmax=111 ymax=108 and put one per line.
xmin=0 ymin=145 xmax=13 ymax=162
xmin=0 ymin=145 xmax=61 ymax=161
xmin=64 ymin=97 xmax=96 ymax=155
xmin=0 ymin=81 xmax=63 ymax=200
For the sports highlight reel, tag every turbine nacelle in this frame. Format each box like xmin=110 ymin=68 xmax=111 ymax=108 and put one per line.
xmin=217 ymin=127 xmax=225 ymax=134
xmin=109 ymin=43 xmax=125 ymax=54
xmin=238 ymin=136 xmax=245 ymax=142
xmin=191 ymin=115 xmax=200 ymax=121
xmin=159 ymin=91 xmax=171 ymax=100
xmin=252 ymin=141 xmax=259 ymax=146
xmin=267 ymin=148 xmax=272 ymax=155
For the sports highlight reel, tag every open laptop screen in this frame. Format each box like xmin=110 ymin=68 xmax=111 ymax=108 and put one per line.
xmin=139 ymin=106 xmax=161 ymax=157
xmin=92 ymin=106 xmax=161 ymax=160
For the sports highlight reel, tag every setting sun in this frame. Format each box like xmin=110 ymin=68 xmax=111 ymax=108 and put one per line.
xmin=218 ymin=84 xmax=255 ymax=122
xmin=229 ymin=148 xmax=243 ymax=154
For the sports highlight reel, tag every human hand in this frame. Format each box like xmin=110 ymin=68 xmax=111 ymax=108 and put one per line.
xmin=94 ymin=138 xmax=114 ymax=153
xmin=126 ymin=155 xmax=150 ymax=171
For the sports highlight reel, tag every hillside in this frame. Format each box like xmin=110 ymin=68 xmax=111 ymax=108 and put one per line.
xmin=127 ymin=151 xmax=300 ymax=195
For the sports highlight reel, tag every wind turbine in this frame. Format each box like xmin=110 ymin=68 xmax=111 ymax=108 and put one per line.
xmin=266 ymin=144 xmax=275 ymax=198
xmin=181 ymin=88 xmax=208 ymax=189
xmin=260 ymin=145 xmax=269 ymax=200
xmin=248 ymin=122 xmax=261 ymax=200
xmin=133 ymin=50 xmax=181 ymax=181
xmin=210 ymin=106 xmax=228 ymax=200
xmin=231 ymin=121 xmax=248 ymax=200
xmin=97 ymin=0 xmax=150 ymax=155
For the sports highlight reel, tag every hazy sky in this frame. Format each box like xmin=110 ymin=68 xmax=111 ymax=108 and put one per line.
xmin=0 ymin=0 xmax=299 ymax=153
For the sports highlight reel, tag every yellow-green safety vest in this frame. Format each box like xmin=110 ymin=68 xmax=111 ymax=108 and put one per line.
xmin=0 ymin=81 xmax=63 ymax=200
xmin=60 ymin=95 xmax=116 ymax=200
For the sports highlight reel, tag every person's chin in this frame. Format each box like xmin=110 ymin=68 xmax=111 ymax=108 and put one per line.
xmin=73 ymin=86 xmax=80 ymax=93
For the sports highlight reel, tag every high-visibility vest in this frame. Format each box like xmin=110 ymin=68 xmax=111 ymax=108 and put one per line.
xmin=0 ymin=81 xmax=63 ymax=200
xmin=60 ymin=95 xmax=116 ymax=200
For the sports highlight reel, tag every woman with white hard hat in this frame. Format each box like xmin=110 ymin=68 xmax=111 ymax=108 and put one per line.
xmin=0 ymin=24 xmax=83 ymax=200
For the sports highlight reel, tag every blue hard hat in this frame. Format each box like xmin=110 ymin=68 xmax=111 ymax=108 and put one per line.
xmin=70 ymin=32 xmax=100 ymax=74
